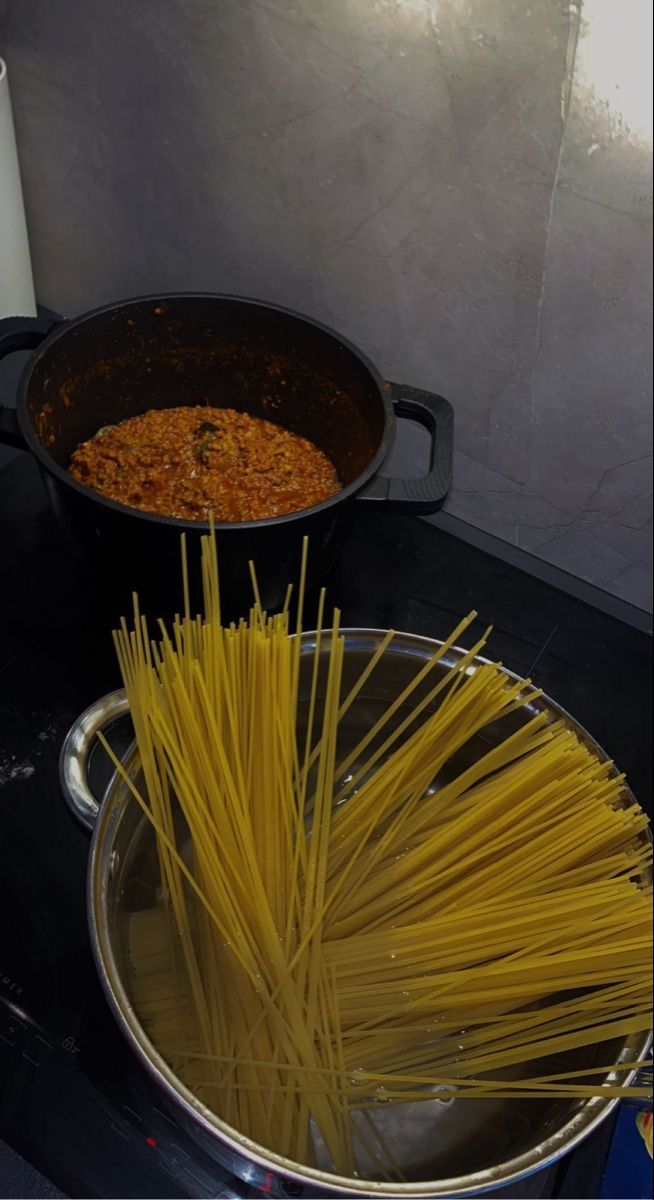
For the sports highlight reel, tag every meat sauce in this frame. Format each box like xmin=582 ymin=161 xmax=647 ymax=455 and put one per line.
xmin=68 ymin=406 xmax=341 ymax=522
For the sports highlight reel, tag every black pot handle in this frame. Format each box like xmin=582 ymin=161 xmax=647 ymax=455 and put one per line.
xmin=0 ymin=315 xmax=58 ymax=450
xmin=0 ymin=314 xmax=55 ymax=360
xmin=357 ymin=382 xmax=453 ymax=513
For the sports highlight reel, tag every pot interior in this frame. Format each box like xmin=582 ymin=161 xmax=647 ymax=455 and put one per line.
xmin=96 ymin=634 xmax=649 ymax=1191
xmin=27 ymin=297 xmax=386 ymax=485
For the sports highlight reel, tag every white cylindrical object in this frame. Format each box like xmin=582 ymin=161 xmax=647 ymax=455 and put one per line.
xmin=0 ymin=56 xmax=37 ymax=318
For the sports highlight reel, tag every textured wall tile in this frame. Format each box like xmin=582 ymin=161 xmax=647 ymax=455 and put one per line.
xmin=605 ymin=564 xmax=653 ymax=611
xmin=527 ymin=193 xmax=652 ymax=512
xmin=585 ymin=515 xmax=652 ymax=565
xmin=533 ymin=528 xmax=633 ymax=586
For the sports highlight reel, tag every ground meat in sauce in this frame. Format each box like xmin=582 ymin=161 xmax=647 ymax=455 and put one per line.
xmin=68 ymin=406 xmax=341 ymax=521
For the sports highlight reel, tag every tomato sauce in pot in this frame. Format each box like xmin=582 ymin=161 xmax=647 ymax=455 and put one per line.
xmin=68 ymin=406 xmax=341 ymax=522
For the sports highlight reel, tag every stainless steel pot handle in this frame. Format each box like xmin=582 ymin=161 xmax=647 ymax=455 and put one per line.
xmin=59 ymin=689 xmax=129 ymax=832
xmin=623 ymin=1049 xmax=653 ymax=1111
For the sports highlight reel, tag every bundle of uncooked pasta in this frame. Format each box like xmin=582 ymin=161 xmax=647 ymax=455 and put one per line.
xmin=101 ymin=532 xmax=652 ymax=1179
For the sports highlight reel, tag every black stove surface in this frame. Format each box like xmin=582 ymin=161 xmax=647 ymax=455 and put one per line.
xmin=0 ymin=454 xmax=651 ymax=1199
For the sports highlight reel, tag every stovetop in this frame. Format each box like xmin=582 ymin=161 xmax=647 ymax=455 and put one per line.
xmin=0 ymin=453 xmax=651 ymax=1199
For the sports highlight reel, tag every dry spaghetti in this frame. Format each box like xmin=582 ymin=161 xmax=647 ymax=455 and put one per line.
xmin=100 ymin=531 xmax=652 ymax=1180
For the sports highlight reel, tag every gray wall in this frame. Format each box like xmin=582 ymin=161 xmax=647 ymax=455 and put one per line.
xmin=2 ymin=0 xmax=652 ymax=610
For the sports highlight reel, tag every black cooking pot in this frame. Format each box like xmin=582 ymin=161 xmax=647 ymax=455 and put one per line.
xmin=0 ymin=295 xmax=452 ymax=615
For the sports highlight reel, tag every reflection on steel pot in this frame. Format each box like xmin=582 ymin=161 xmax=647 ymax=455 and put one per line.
xmin=60 ymin=631 xmax=652 ymax=1199
xmin=0 ymin=295 xmax=453 ymax=615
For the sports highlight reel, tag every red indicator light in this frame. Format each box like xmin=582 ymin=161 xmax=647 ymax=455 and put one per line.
xmin=145 ymin=1136 xmax=157 ymax=1147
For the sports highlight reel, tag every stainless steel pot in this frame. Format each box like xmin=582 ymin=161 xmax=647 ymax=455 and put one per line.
xmin=60 ymin=630 xmax=652 ymax=1198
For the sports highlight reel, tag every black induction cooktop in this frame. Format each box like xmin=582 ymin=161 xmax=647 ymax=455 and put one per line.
xmin=0 ymin=452 xmax=651 ymax=1200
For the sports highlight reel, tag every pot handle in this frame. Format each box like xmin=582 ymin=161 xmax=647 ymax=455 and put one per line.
xmin=622 ymin=1052 xmax=653 ymax=1111
xmin=59 ymin=689 xmax=130 ymax=832
xmin=0 ymin=315 xmax=56 ymax=360
xmin=0 ymin=403 xmax=25 ymax=449
xmin=357 ymin=382 xmax=453 ymax=514
xmin=0 ymin=315 xmax=60 ymax=449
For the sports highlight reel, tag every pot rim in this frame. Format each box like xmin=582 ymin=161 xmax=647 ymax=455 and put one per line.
xmin=86 ymin=628 xmax=652 ymax=1197
xmin=16 ymin=292 xmax=394 ymax=532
